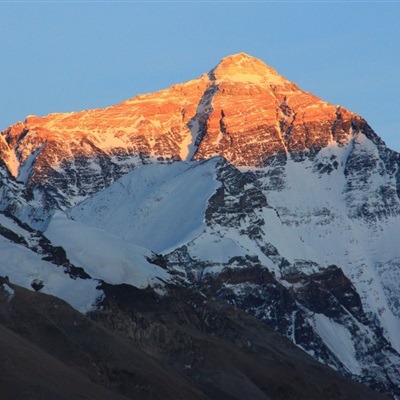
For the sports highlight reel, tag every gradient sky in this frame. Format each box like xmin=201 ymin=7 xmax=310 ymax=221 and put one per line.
xmin=1 ymin=1 xmax=399 ymax=150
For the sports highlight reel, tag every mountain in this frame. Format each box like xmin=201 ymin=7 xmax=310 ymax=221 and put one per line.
xmin=1 ymin=52 xmax=400 ymax=398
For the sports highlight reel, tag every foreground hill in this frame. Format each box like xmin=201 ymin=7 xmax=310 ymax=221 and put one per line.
xmin=0 ymin=279 xmax=388 ymax=400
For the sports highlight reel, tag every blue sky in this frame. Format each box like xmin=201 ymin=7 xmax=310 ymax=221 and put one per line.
xmin=1 ymin=1 xmax=399 ymax=150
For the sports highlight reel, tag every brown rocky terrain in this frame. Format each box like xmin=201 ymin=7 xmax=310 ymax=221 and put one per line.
xmin=0 ymin=279 xmax=389 ymax=400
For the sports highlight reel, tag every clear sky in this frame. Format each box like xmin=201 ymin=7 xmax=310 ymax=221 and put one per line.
xmin=1 ymin=1 xmax=399 ymax=150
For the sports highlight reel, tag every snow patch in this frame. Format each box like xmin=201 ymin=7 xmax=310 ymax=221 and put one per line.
xmin=312 ymin=313 xmax=362 ymax=376
xmin=2 ymin=283 xmax=15 ymax=300
xmin=45 ymin=211 xmax=170 ymax=288
xmin=69 ymin=159 xmax=222 ymax=253
xmin=18 ymin=143 xmax=46 ymax=183
xmin=0 ymin=235 xmax=100 ymax=313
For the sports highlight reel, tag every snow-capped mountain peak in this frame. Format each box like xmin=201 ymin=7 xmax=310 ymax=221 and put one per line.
xmin=210 ymin=52 xmax=286 ymax=85
xmin=1 ymin=54 xmax=400 ymax=398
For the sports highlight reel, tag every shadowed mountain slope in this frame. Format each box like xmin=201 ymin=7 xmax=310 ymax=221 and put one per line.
xmin=0 ymin=279 xmax=388 ymax=400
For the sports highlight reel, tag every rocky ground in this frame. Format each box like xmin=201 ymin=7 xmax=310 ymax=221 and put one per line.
xmin=0 ymin=278 xmax=390 ymax=400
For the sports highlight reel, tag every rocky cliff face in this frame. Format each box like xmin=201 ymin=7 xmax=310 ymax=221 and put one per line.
xmin=1 ymin=53 xmax=400 ymax=398
xmin=192 ymin=53 xmax=355 ymax=165
xmin=0 ymin=53 xmax=366 ymax=222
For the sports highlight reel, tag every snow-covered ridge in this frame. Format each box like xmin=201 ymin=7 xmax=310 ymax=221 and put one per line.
xmin=45 ymin=211 xmax=170 ymax=288
xmin=0 ymin=219 xmax=100 ymax=313
xmin=68 ymin=158 xmax=222 ymax=253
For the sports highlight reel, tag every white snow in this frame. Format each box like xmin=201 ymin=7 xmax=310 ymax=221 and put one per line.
xmin=260 ymin=207 xmax=325 ymax=267
xmin=2 ymin=283 xmax=15 ymax=300
xmin=0 ymin=235 xmax=100 ymax=313
xmin=185 ymin=227 xmax=250 ymax=265
xmin=45 ymin=211 xmax=170 ymax=288
xmin=186 ymin=118 xmax=200 ymax=161
xmin=312 ymin=313 xmax=362 ymax=375
xmin=0 ymin=214 xmax=31 ymax=238
xmin=185 ymin=88 xmax=216 ymax=161
xmin=254 ymin=138 xmax=400 ymax=355
xmin=18 ymin=143 xmax=46 ymax=183
xmin=69 ymin=159 xmax=222 ymax=253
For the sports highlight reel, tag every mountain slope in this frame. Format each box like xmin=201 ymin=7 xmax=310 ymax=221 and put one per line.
xmin=0 ymin=279 xmax=388 ymax=400
xmin=66 ymin=158 xmax=222 ymax=253
xmin=0 ymin=280 xmax=209 ymax=400
xmin=66 ymin=156 xmax=400 ymax=395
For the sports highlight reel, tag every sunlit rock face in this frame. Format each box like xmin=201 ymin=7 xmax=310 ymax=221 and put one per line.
xmin=0 ymin=73 xmax=207 ymax=213
xmin=192 ymin=53 xmax=356 ymax=166
xmin=1 ymin=53 xmax=356 ymax=188
xmin=2 ymin=77 xmax=206 ymax=168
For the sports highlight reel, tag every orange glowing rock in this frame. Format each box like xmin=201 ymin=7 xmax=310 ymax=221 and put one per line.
xmin=1 ymin=53 xmax=359 ymax=181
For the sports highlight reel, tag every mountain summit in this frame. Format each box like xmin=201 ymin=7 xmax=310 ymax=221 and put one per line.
xmin=1 ymin=54 xmax=400 ymax=398
xmin=210 ymin=52 xmax=285 ymax=84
